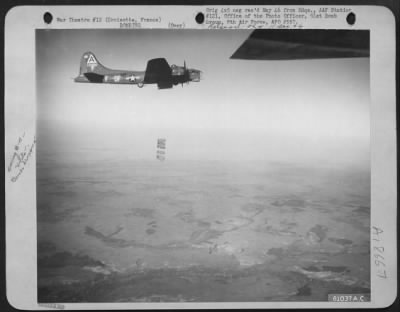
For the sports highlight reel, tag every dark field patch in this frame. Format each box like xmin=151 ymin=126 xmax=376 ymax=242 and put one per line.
xmin=256 ymin=224 xmax=297 ymax=236
xmin=241 ymin=203 xmax=265 ymax=214
xmin=322 ymin=265 xmax=349 ymax=273
xmin=38 ymin=241 xmax=57 ymax=253
xmin=175 ymin=210 xmax=211 ymax=228
xmin=271 ymin=198 xmax=306 ymax=208
xmin=108 ymin=225 xmax=124 ymax=237
xmin=146 ymin=228 xmax=156 ymax=235
xmin=37 ymin=204 xmax=83 ymax=223
xmin=352 ymin=205 xmax=370 ymax=214
xmin=175 ymin=210 xmax=195 ymax=223
xmin=197 ymin=220 xmax=211 ymax=227
xmin=37 ymin=262 xmax=370 ymax=302
xmin=267 ymin=247 xmax=285 ymax=257
xmin=38 ymin=251 xmax=104 ymax=268
xmin=84 ymin=226 xmax=190 ymax=249
xmin=95 ymin=189 xmax=124 ymax=197
xmin=333 ymin=216 xmax=369 ymax=233
xmin=296 ymin=284 xmax=312 ymax=296
xmin=328 ymin=237 xmax=353 ymax=246
xmin=303 ymin=265 xmax=349 ymax=273
xmin=124 ymin=208 xmax=155 ymax=218
xmin=306 ymin=224 xmax=328 ymax=243
xmin=190 ymin=229 xmax=222 ymax=244
xmin=85 ymin=226 xmax=138 ymax=248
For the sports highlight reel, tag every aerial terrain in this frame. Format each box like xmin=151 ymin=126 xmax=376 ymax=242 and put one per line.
xmin=37 ymin=123 xmax=370 ymax=302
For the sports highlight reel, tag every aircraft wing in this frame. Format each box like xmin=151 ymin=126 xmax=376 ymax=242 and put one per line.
xmin=143 ymin=58 xmax=173 ymax=89
xmin=230 ymin=29 xmax=369 ymax=60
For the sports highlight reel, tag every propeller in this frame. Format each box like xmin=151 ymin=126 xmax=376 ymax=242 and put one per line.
xmin=184 ymin=61 xmax=190 ymax=85
xmin=181 ymin=60 xmax=189 ymax=87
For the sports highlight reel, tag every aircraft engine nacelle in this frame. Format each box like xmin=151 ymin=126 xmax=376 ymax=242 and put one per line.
xmin=171 ymin=64 xmax=185 ymax=75
xmin=189 ymin=69 xmax=203 ymax=82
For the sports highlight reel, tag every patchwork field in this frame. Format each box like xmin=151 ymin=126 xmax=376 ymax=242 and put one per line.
xmin=37 ymin=156 xmax=370 ymax=302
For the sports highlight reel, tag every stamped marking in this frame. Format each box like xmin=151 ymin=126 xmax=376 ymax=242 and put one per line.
xmin=328 ymin=294 xmax=370 ymax=302
xmin=38 ymin=303 xmax=65 ymax=310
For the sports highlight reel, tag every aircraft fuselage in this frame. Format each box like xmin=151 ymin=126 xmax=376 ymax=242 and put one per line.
xmin=74 ymin=52 xmax=202 ymax=89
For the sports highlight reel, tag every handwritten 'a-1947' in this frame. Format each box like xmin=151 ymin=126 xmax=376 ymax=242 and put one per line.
xmin=8 ymin=132 xmax=36 ymax=182
xmin=372 ymin=226 xmax=387 ymax=279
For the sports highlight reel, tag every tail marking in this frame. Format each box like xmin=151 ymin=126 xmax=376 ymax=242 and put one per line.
xmin=85 ymin=53 xmax=98 ymax=71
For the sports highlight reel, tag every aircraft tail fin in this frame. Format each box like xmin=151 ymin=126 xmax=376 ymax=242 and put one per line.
xmin=78 ymin=52 xmax=107 ymax=75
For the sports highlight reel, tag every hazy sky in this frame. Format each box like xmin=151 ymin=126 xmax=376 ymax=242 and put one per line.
xmin=36 ymin=30 xmax=370 ymax=165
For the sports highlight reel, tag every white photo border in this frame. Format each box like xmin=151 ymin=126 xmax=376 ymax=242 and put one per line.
xmin=4 ymin=5 xmax=397 ymax=309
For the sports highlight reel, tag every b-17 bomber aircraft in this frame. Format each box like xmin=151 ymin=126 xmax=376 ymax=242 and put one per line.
xmin=74 ymin=52 xmax=203 ymax=89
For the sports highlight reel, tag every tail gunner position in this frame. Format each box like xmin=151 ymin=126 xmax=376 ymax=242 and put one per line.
xmin=74 ymin=52 xmax=203 ymax=89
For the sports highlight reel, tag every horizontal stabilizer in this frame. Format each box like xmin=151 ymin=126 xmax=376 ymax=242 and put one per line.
xmin=84 ymin=72 xmax=104 ymax=83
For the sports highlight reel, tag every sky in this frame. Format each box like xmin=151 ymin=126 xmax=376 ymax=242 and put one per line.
xmin=36 ymin=29 xmax=370 ymax=165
